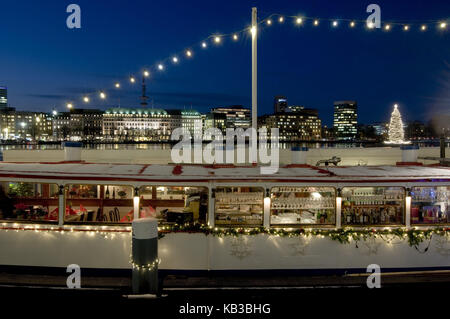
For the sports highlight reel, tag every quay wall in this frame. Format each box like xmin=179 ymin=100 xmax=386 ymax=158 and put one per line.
xmin=3 ymin=147 xmax=449 ymax=166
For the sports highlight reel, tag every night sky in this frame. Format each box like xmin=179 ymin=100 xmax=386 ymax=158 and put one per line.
xmin=0 ymin=0 xmax=449 ymax=126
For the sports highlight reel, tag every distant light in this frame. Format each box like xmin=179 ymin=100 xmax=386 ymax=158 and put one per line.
xmin=158 ymin=64 xmax=164 ymax=70
xmin=367 ymin=22 xmax=375 ymax=29
xmin=172 ymin=56 xmax=178 ymax=63
xmin=67 ymin=102 xmax=74 ymax=108
xmin=440 ymin=22 xmax=447 ymax=29
xmin=394 ymin=103 xmax=398 ymax=108
xmin=350 ymin=21 xmax=355 ymax=27
xmin=201 ymin=42 xmax=207 ymax=48
xmin=36 ymin=117 xmax=41 ymax=122
xmin=403 ymin=25 xmax=409 ymax=31
xmin=214 ymin=36 xmax=221 ymax=43
xmin=83 ymin=96 xmax=89 ymax=103
xmin=250 ymin=26 xmax=256 ymax=36
xmin=313 ymin=20 xmax=319 ymax=26
xmin=130 ymin=77 xmax=136 ymax=83
xmin=143 ymin=70 xmax=150 ymax=77
xmin=115 ymin=82 xmax=120 ymax=88
xmin=421 ymin=25 xmax=427 ymax=31
xmin=99 ymin=92 xmax=106 ymax=99
xmin=52 ymin=110 xmax=58 ymax=116
xmin=266 ymin=19 xmax=272 ymax=25
xmin=296 ymin=17 xmax=303 ymax=24
xmin=232 ymin=34 xmax=238 ymax=40
xmin=278 ymin=16 xmax=284 ymax=23
xmin=20 ymin=122 xmax=26 ymax=128
xmin=186 ymin=50 xmax=192 ymax=57
xmin=332 ymin=21 xmax=338 ymax=27
xmin=385 ymin=24 xmax=391 ymax=30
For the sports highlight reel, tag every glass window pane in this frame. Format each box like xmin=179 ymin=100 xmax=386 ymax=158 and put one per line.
xmin=139 ymin=186 xmax=208 ymax=224
xmin=0 ymin=182 xmax=59 ymax=222
xmin=342 ymin=187 xmax=405 ymax=226
xmin=271 ymin=187 xmax=336 ymax=225
xmin=215 ymin=187 xmax=263 ymax=227
xmin=65 ymin=184 xmax=133 ymax=223
xmin=411 ymin=186 xmax=449 ymax=224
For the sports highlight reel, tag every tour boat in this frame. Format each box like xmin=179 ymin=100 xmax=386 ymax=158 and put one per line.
xmin=0 ymin=160 xmax=449 ymax=275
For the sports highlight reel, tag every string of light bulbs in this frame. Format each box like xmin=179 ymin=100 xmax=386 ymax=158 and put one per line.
xmin=61 ymin=12 xmax=449 ymax=111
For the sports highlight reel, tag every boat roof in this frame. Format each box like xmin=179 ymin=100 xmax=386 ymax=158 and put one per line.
xmin=0 ymin=162 xmax=449 ymax=184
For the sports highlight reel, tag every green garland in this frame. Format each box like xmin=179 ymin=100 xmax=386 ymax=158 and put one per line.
xmin=158 ymin=224 xmax=450 ymax=247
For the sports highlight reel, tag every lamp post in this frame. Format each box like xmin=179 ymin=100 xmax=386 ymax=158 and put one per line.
xmin=251 ymin=7 xmax=258 ymax=131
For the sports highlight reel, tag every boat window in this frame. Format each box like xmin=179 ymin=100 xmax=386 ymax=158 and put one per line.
xmin=341 ymin=187 xmax=405 ymax=226
xmin=139 ymin=186 xmax=208 ymax=224
xmin=64 ymin=184 xmax=134 ymax=223
xmin=270 ymin=187 xmax=336 ymax=226
xmin=411 ymin=186 xmax=449 ymax=225
xmin=215 ymin=187 xmax=264 ymax=227
xmin=0 ymin=182 xmax=59 ymax=223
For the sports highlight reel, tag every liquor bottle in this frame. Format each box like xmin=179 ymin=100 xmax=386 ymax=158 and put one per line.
xmin=112 ymin=188 xmax=116 ymax=199
xmin=105 ymin=186 xmax=110 ymax=199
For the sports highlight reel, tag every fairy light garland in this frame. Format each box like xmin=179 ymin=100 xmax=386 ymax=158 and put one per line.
xmin=61 ymin=11 xmax=448 ymax=108
xmin=130 ymin=258 xmax=160 ymax=271
xmin=1 ymin=223 xmax=449 ymax=248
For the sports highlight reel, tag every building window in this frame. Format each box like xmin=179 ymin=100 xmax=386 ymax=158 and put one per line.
xmin=139 ymin=186 xmax=208 ymax=224
xmin=215 ymin=187 xmax=263 ymax=226
xmin=342 ymin=187 xmax=405 ymax=225
xmin=0 ymin=182 xmax=59 ymax=222
xmin=65 ymin=184 xmax=133 ymax=223
xmin=411 ymin=187 xmax=449 ymax=224
xmin=271 ymin=187 xmax=336 ymax=226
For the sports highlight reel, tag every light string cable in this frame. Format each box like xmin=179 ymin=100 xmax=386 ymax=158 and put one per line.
xmin=62 ymin=12 xmax=448 ymax=108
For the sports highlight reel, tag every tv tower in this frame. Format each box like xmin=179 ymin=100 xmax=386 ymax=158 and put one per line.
xmin=140 ymin=74 xmax=148 ymax=106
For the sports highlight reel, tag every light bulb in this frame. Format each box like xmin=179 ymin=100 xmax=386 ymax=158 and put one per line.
xmin=267 ymin=19 xmax=272 ymax=25
xmin=232 ymin=34 xmax=238 ymax=40
xmin=201 ymin=42 xmax=207 ymax=48
xmin=172 ymin=56 xmax=178 ymax=63
xmin=314 ymin=20 xmax=319 ymax=26
xmin=350 ymin=21 xmax=355 ymax=27
xmin=130 ymin=77 xmax=136 ymax=83
xmin=99 ymin=92 xmax=106 ymax=99
xmin=115 ymin=82 xmax=120 ymax=88
xmin=143 ymin=70 xmax=150 ymax=77
xmin=186 ymin=50 xmax=192 ymax=57
xmin=83 ymin=97 xmax=89 ymax=103
xmin=296 ymin=17 xmax=303 ymax=24
xmin=279 ymin=16 xmax=284 ymax=23
xmin=385 ymin=24 xmax=391 ymax=30
xmin=158 ymin=64 xmax=164 ymax=70
xmin=214 ymin=36 xmax=221 ymax=43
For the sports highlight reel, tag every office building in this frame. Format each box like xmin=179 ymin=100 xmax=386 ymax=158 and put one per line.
xmin=0 ymin=86 xmax=7 ymax=108
xmin=210 ymin=105 xmax=251 ymax=129
xmin=333 ymin=101 xmax=358 ymax=140
xmin=274 ymin=96 xmax=288 ymax=113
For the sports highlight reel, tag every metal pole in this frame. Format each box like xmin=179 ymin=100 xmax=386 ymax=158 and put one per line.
xmin=251 ymin=7 xmax=257 ymax=130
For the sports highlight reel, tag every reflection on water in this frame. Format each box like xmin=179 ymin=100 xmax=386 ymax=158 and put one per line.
xmin=0 ymin=141 xmax=448 ymax=151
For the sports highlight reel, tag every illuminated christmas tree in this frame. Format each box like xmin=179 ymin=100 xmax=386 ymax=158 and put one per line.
xmin=386 ymin=104 xmax=409 ymax=144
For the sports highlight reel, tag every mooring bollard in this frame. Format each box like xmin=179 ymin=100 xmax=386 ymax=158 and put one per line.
xmin=131 ymin=218 xmax=159 ymax=295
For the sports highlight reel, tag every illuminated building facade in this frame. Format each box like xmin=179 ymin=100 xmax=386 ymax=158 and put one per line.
xmin=333 ymin=101 xmax=358 ymax=140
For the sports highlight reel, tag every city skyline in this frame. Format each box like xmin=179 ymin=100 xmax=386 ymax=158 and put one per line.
xmin=0 ymin=0 xmax=449 ymax=127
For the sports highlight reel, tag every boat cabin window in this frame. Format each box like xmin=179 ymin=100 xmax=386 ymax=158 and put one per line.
xmin=270 ymin=187 xmax=336 ymax=226
xmin=64 ymin=184 xmax=134 ymax=223
xmin=411 ymin=186 xmax=449 ymax=225
xmin=341 ymin=187 xmax=405 ymax=226
xmin=139 ymin=186 xmax=208 ymax=224
xmin=215 ymin=187 xmax=264 ymax=227
xmin=0 ymin=182 xmax=59 ymax=222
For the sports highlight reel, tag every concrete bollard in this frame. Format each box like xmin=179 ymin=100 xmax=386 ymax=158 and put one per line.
xmin=401 ymin=145 xmax=419 ymax=163
xmin=63 ymin=141 xmax=82 ymax=161
xmin=291 ymin=146 xmax=308 ymax=164
xmin=131 ymin=218 xmax=159 ymax=295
